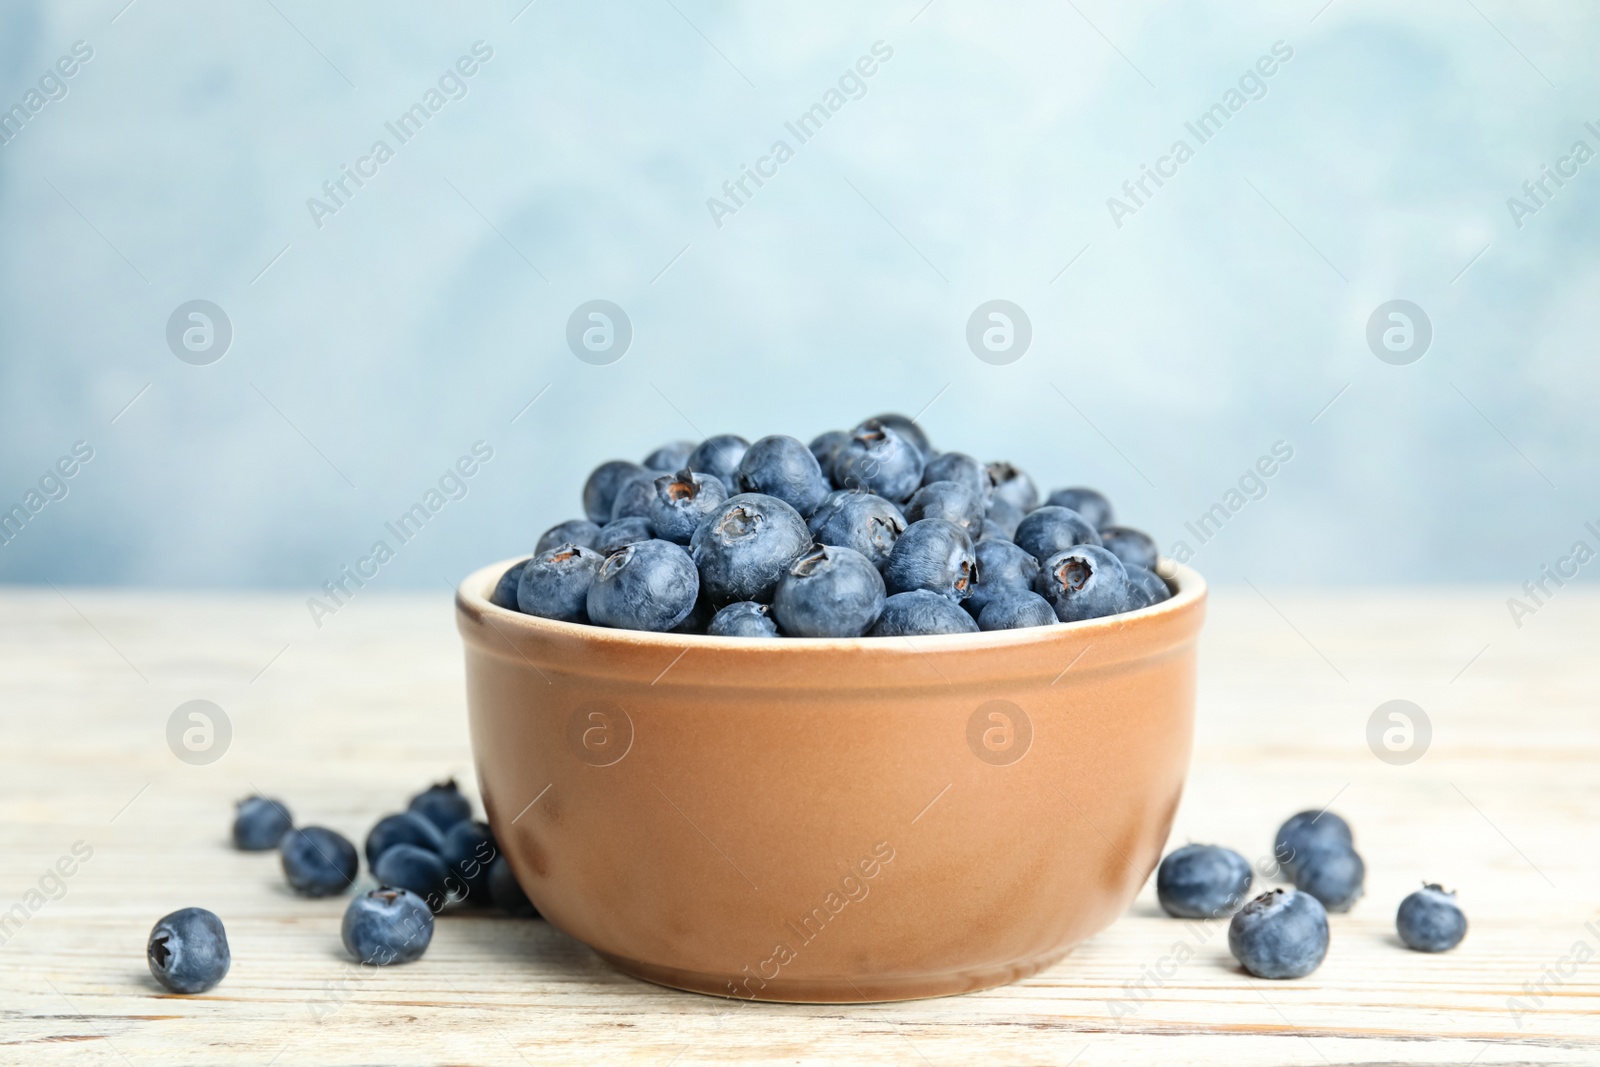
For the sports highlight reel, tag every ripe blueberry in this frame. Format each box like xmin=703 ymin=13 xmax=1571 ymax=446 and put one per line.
xmin=708 ymin=600 xmax=780 ymax=637
xmin=608 ymin=469 xmax=659 ymax=522
xmin=735 ymin=435 xmax=831 ymax=518
xmin=690 ymin=494 xmax=812 ymax=605
xmin=441 ymin=820 xmax=498 ymax=905
xmin=808 ymin=430 xmax=850 ymax=476
xmin=648 ymin=469 xmax=727 ymax=545
xmin=831 ymin=421 xmax=926 ymax=503
xmin=365 ymin=811 xmax=445 ymax=868
xmin=1014 ymin=505 xmax=1102 ymax=563
xmin=643 ymin=439 xmax=697 ymax=472
xmin=982 ymin=497 xmax=1024 ymax=541
xmin=342 ymin=888 xmax=434 ymax=965
xmin=490 ymin=560 xmax=527 ymax=610
xmin=1292 ymin=844 xmax=1365 ymax=913
xmin=903 ymin=481 xmax=984 ymax=536
xmin=147 ymin=907 xmax=230 ymax=994
xmin=489 ymin=856 xmax=539 ymax=917
xmin=1157 ymin=844 xmax=1253 ymax=919
xmin=582 ymin=460 xmax=649 ymax=524
xmin=883 ymin=519 xmax=976 ymax=602
xmin=977 ymin=591 xmax=1057 ymax=630
xmin=864 ymin=412 xmax=933 ymax=460
xmin=772 ymin=545 xmax=886 ymax=637
xmin=408 ymin=779 xmax=473 ymax=833
xmin=687 ymin=434 xmax=750 ymax=493
xmin=1124 ymin=564 xmax=1171 ymax=609
xmin=870 ymin=590 xmax=980 ymax=636
xmin=1228 ymin=888 xmax=1329 ymax=979
xmin=587 ymin=539 xmax=700 ymax=631
xmin=806 ymin=491 xmax=906 ymax=572
xmin=516 ymin=544 xmax=604 ymax=623
xmin=232 ymin=796 xmax=292 ymax=851
xmin=1046 ymin=487 xmax=1113 ymax=529
xmin=594 ymin=516 xmax=654 ymax=556
xmin=922 ymin=451 xmax=991 ymax=500
xmin=986 ymin=462 xmax=1038 ymax=513
xmin=1396 ymin=884 xmax=1467 ymax=952
xmin=280 ymin=826 xmax=359 ymax=898
xmin=1274 ymin=810 xmax=1353 ymax=879
xmin=536 ymin=518 xmax=602 ymax=555
xmin=1101 ymin=525 xmax=1157 ymax=571
xmin=966 ymin=539 xmax=1041 ymax=618
xmin=373 ymin=843 xmax=451 ymax=910
xmin=1034 ymin=544 xmax=1130 ymax=622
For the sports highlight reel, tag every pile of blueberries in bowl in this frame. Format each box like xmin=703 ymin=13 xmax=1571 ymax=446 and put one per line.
xmin=144 ymin=783 xmax=538 ymax=995
xmin=1156 ymin=809 xmax=1468 ymax=981
xmin=491 ymin=413 xmax=1173 ymax=637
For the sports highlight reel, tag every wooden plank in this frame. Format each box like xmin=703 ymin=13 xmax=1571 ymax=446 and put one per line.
xmin=0 ymin=587 xmax=1595 ymax=1065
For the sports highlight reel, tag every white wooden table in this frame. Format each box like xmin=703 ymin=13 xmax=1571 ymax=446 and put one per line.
xmin=1 ymin=587 xmax=1595 ymax=1065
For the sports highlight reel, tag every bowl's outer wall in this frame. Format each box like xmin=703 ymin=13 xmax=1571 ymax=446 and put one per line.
xmin=457 ymin=561 xmax=1205 ymax=1002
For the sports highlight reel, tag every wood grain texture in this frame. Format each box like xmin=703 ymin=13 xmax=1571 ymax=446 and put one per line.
xmin=0 ymin=586 xmax=1595 ymax=1065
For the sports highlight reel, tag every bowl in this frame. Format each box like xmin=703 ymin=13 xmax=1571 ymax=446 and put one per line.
xmin=456 ymin=558 xmax=1206 ymax=1002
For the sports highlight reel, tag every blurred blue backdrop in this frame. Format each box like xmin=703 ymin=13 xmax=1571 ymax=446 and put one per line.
xmin=2 ymin=0 xmax=1596 ymax=593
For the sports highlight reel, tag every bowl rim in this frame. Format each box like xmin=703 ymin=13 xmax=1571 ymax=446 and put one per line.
xmin=456 ymin=554 xmax=1206 ymax=655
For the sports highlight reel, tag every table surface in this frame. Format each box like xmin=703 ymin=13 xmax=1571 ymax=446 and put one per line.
xmin=1 ymin=586 xmax=1595 ymax=1066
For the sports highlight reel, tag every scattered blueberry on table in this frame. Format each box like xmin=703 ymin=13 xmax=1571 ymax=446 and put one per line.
xmin=280 ymin=826 xmax=359 ymax=898
xmin=147 ymin=907 xmax=231 ymax=993
xmin=373 ymin=843 xmax=451 ymax=911
xmin=489 ymin=856 xmax=540 ymax=918
xmin=1228 ymin=887 xmax=1330 ymax=979
xmin=1292 ymin=842 xmax=1366 ymax=913
xmin=343 ymin=888 xmax=435 ymax=965
xmin=1156 ymin=844 xmax=1254 ymax=920
xmin=408 ymin=779 xmax=473 ymax=833
xmin=231 ymin=795 xmax=293 ymax=851
xmin=1397 ymin=884 xmax=1467 ymax=952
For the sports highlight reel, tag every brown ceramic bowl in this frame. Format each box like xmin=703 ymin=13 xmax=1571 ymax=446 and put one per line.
xmin=456 ymin=558 xmax=1206 ymax=1003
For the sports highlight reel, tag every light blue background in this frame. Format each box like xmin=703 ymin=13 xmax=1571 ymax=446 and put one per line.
xmin=2 ymin=0 xmax=1596 ymax=593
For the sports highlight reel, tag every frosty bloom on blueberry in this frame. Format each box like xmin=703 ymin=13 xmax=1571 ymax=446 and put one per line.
xmin=485 ymin=416 xmax=1172 ymax=635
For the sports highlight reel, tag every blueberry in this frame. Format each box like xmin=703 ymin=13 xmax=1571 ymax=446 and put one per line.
xmin=1034 ymin=545 xmax=1132 ymax=622
xmin=1157 ymin=844 xmax=1253 ymax=919
xmin=1046 ymin=487 xmax=1113 ymax=529
xmin=1228 ymin=888 xmax=1329 ymax=979
xmin=977 ymin=591 xmax=1057 ymax=630
xmin=232 ymin=795 xmax=292 ymax=851
xmin=772 ymin=545 xmax=886 ymax=637
xmin=864 ymin=412 xmax=933 ymax=460
xmin=1274 ymin=810 xmax=1353 ymax=878
xmin=922 ymin=451 xmax=991 ymax=500
xmin=1014 ymin=505 xmax=1102 ymax=563
xmin=408 ymin=779 xmax=473 ymax=833
xmin=831 ymin=421 xmax=926 ymax=503
xmin=1124 ymin=565 xmax=1172 ymax=609
xmin=735 ymin=435 xmax=831 ymax=517
xmin=489 ymin=559 xmax=527 ymax=610
xmin=986 ymin=462 xmax=1038 ymax=513
xmin=903 ymin=481 xmax=984 ymax=536
xmin=687 ymin=434 xmax=750 ymax=493
xmin=594 ymin=516 xmax=654 ymax=556
xmin=1101 ymin=525 xmax=1158 ymax=571
xmin=1397 ymin=884 xmax=1467 ymax=952
xmin=587 ymin=539 xmax=700 ymax=631
xmin=516 ymin=544 xmax=604 ymax=623
xmin=707 ymin=601 xmax=780 ymax=638
xmin=1292 ymin=844 xmax=1365 ymax=913
xmin=983 ymin=497 xmax=1024 ymax=541
xmin=690 ymin=494 xmax=812 ymax=605
xmin=365 ymin=811 xmax=445 ymax=868
xmin=342 ymin=888 xmax=434 ymax=965
xmin=373 ymin=843 xmax=451 ymax=910
xmin=870 ymin=590 xmax=980 ymax=636
xmin=147 ymin=907 xmax=230 ymax=994
xmin=966 ymin=539 xmax=1041 ymax=617
xmin=608 ymin=469 xmax=659 ymax=522
xmin=648 ymin=468 xmax=727 ymax=544
xmin=441 ymin=821 xmax=498 ymax=905
xmin=489 ymin=856 xmax=539 ymax=917
xmin=883 ymin=519 xmax=976 ymax=602
xmin=643 ymin=439 xmax=697 ymax=472
xmin=280 ymin=826 xmax=359 ymax=897
xmin=669 ymin=596 xmax=714 ymax=634
xmin=806 ymin=491 xmax=906 ymax=571
xmin=978 ymin=521 xmax=1012 ymax=542
xmin=582 ymin=460 xmax=649 ymax=524
xmin=807 ymin=430 xmax=850 ymax=474
xmin=535 ymin=518 xmax=602 ymax=555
